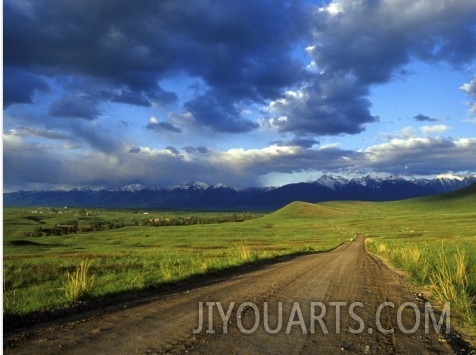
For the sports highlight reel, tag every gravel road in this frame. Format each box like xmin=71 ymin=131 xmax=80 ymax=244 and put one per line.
xmin=5 ymin=237 xmax=458 ymax=354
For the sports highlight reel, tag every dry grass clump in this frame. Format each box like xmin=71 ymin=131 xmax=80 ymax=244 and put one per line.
xmin=64 ymin=259 xmax=95 ymax=303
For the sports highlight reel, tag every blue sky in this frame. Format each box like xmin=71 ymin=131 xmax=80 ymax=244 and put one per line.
xmin=3 ymin=0 xmax=476 ymax=191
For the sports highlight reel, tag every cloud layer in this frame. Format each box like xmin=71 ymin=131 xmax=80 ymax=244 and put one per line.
xmin=3 ymin=0 xmax=476 ymax=190
xmin=4 ymin=130 xmax=476 ymax=191
xmin=4 ymin=0 xmax=308 ymax=132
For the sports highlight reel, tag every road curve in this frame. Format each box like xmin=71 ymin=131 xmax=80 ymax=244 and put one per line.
xmin=5 ymin=237 xmax=454 ymax=354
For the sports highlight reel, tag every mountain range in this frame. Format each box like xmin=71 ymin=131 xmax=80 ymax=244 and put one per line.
xmin=4 ymin=174 xmax=476 ymax=210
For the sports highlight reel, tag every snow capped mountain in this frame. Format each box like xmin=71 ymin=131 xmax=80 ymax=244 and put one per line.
xmin=435 ymin=173 xmax=465 ymax=181
xmin=314 ymin=175 xmax=349 ymax=189
xmin=70 ymin=187 xmax=94 ymax=192
xmin=433 ymin=174 xmax=476 ymax=192
xmin=409 ymin=174 xmax=476 ymax=193
xmin=212 ymin=182 xmax=231 ymax=189
xmin=348 ymin=175 xmax=403 ymax=188
xmin=4 ymin=175 xmax=476 ymax=209
xmin=108 ymin=184 xmax=146 ymax=192
xmin=50 ymin=174 xmax=475 ymax=195
xmin=169 ymin=181 xmax=211 ymax=191
xmin=350 ymin=175 xmax=379 ymax=187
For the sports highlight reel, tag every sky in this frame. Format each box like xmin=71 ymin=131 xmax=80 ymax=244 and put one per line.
xmin=3 ymin=0 xmax=476 ymax=192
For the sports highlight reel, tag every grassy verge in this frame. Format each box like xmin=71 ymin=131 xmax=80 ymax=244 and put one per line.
xmin=360 ymin=193 xmax=476 ymax=335
xmin=367 ymin=239 xmax=475 ymax=328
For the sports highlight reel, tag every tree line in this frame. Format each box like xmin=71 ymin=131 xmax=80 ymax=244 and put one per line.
xmin=22 ymin=213 xmax=259 ymax=237
xmin=145 ymin=214 xmax=258 ymax=226
xmin=24 ymin=221 xmax=126 ymax=237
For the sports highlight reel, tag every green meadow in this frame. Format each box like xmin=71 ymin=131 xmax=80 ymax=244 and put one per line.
xmin=3 ymin=207 xmax=348 ymax=316
xmin=3 ymin=185 xmax=476 ymax=334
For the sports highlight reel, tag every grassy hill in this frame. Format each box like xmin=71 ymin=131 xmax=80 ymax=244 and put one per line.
xmin=264 ymin=200 xmax=349 ymax=219
xmin=425 ymin=182 xmax=476 ymax=204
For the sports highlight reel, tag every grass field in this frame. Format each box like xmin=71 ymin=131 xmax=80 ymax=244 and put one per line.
xmin=3 ymin=185 xmax=475 ymax=333
xmin=3 ymin=205 xmax=349 ymax=316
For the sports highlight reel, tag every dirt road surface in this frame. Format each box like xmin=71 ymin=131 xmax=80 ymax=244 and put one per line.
xmin=5 ymin=237 xmax=459 ymax=354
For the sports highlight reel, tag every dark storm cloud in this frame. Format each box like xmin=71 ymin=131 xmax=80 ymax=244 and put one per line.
xmin=57 ymin=76 xmax=178 ymax=110
xmin=129 ymin=146 xmax=142 ymax=154
xmin=271 ymin=137 xmax=319 ymax=148
xmin=310 ymin=1 xmax=476 ymax=83
xmin=71 ymin=122 xmax=123 ymax=154
xmin=109 ymin=90 xmax=157 ymax=108
xmin=146 ymin=121 xmax=182 ymax=133
xmin=269 ymin=75 xmax=378 ymax=135
xmin=49 ymin=95 xmax=101 ymax=120
xmin=3 ymin=142 xmax=66 ymax=191
xmin=4 ymin=0 xmax=309 ymax=132
xmin=4 ymin=0 xmax=476 ymax=192
xmin=110 ymin=88 xmax=177 ymax=107
xmin=165 ymin=146 xmax=181 ymax=155
xmin=183 ymin=146 xmax=209 ymax=154
xmin=270 ymin=0 xmax=476 ymax=136
xmin=414 ymin=114 xmax=439 ymax=122
xmin=6 ymin=0 xmax=474 ymax=136
xmin=3 ymin=68 xmax=49 ymax=107
xmin=185 ymin=91 xmax=259 ymax=133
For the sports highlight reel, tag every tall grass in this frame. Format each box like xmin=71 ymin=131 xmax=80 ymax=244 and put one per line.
xmin=235 ymin=239 xmax=252 ymax=263
xmin=368 ymin=241 xmax=475 ymax=326
xmin=429 ymin=249 xmax=474 ymax=324
xmin=63 ymin=259 xmax=95 ymax=303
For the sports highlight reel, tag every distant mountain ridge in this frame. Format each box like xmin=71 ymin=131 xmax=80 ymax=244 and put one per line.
xmin=4 ymin=175 xmax=476 ymax=209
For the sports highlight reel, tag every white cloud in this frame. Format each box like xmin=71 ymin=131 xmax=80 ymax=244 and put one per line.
xmin=460 ymin=76 xmax=476 ymax=97
xmin=319 ymin=143 xmax=340 ymax=150
xmin=3 ymin=131 xmax=23 ymax=146
xmin=318 ymin=1 xmax=343 ymax=16
xmin=421 ymin=124 xmax=449 ymax=135
xmin=364 ymin=136 xmax=476 ymax=175
xmin=463 ymin=117 xmax=476 ymax=124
